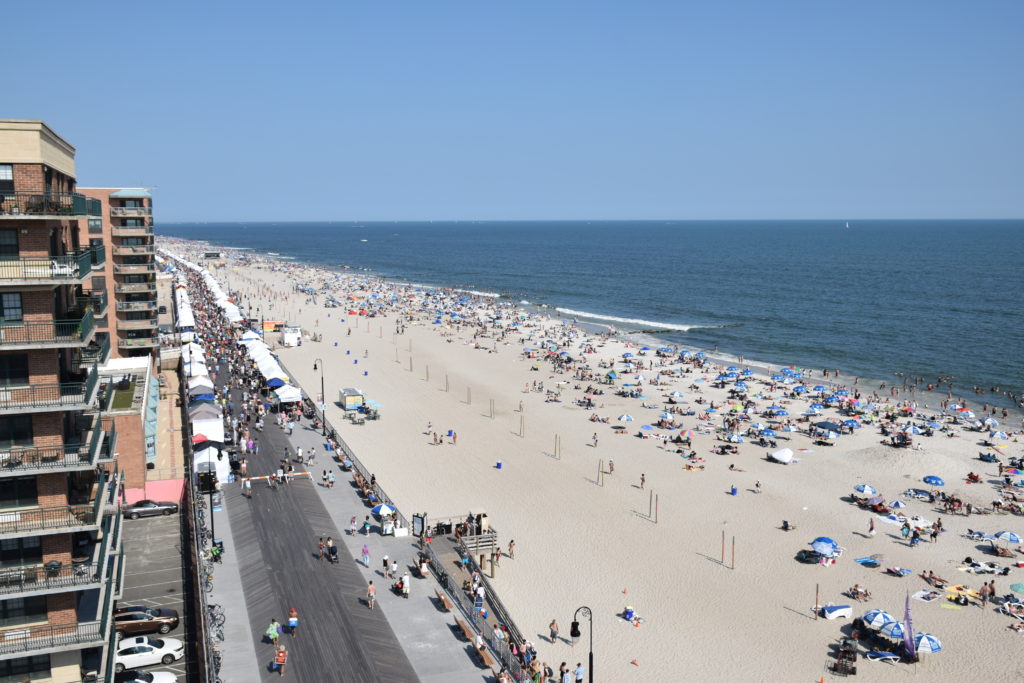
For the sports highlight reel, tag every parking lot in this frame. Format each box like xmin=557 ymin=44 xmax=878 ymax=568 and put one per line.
xmin=119 ymin=513 xmax=195 ymax=681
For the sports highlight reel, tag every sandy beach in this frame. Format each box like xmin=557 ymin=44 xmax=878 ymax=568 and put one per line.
xmin=164 ymin=239 xmax=1024 ymax=681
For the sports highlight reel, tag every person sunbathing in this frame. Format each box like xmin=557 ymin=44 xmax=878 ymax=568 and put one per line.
xmin=1010 ymin=622 xmax=1024 ymax=633
xmin=728 ymin=464 xmax=746 ymax=471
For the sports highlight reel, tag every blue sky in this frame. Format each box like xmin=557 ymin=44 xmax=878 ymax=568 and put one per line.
xmin=6 ymin=1 xmax=1021 ymax=221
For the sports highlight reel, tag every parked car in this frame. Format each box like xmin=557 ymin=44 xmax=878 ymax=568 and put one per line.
xmin=114 ymin=636 xmax=184 ymax=673
xmin=114 ymin=606 xmax=180 ymax=639
xmin=123 ymin=500 xmax=179 ymax=520
xmin=115 ymin=669 xmax=178 ymax=683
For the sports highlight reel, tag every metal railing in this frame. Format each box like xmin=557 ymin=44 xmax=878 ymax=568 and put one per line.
xmin=81 ymin=290 xmax=108 ymax=315
xmin=0 ymin=310 xmax=95 ymax=347
xmin=90 ymin=245 xmax=106 ymax=268
xmin=0 ymin=503 xmax=98 ymax=535
xmin=0 ymin=558 xmax=105 ymax=597
xmin=0 ymin=192 xmax=101 ymax=217
xmin=0 ymin=415 xmax=107 ymax=475
xmin=0 ymin=249 xmax=93 ymax=281
xmin=113 ymin=244 xmax=154 ymax=255
xmin=80 ymin=335 xmax=111 ymax=366
xmin=114 ymin=282 xmax=156 ymax=294
xmin=0 ymin=619 xmax=105 ymax=655
xmin=113 ymin=263 xmax=155 ymax=274
xmin=116 ymin=300 xmax=157 ymax=311
xmin=110 ymin=225 xmax=154 ymax=235
xmin=118 ymin=337 xmax=159 ymax=348
xmin=110 ymin=206 xmax=151 ymax=218
xmin=0 ymin=362 xmax=98 ymax=413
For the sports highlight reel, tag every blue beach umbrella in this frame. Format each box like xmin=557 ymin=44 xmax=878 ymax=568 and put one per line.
xmin=864 ymin=609 xmax=894 ymax=629
xmin=926 ymin=421 xmax=942 ymax=429
xmin=640 ymin=347 xmax=651 ymax=351
xmin=618 ymin=414 xmax=635 ymax=422
xmin=879 ymin=621 xmax=906 ymax=640
xmin=726 ymin=434 xmax=744 ymax=443
xmin=622 ymin=352 xmax=634 ymax=358
xmin=793 ymin=386 xmax=807 ymax=393
xmin=824 ymin=395 xmax=839 ymax=403
xmin=816 ymin=420 xmax=841 ymax=431
xmin=836 ymin=389 xmax=850 ymax=396
xmin=640 ymin=425 xmax=653 ymax=431
xmin=725 ymin=372 xmax=738 ymax=379
xmin=695 ymin=352 xmax=706 ymax=358
xmin=813 ymin=385 xmax=827 ymax=392
xmin=890 ymin=500 xmax=907 ymax=509
xmin=810 ymin=537 xmax=837 ymax=555
xmin=371 ymin=503 xmax=395 ymax=516
xmin=843 ymin=420 xmax=861 ymax=429
xmin=993 ymin=531 xmax=1023 ymax=544
xmin=983 ymin=417 xmax=999 ymax=427
xmin=902 ymin=425 xmax=922 ymax=434
xmin=716 ymin=374 xmax=730 ymax=381
xmin=659 ymin=412 xmax=674 ymax=420
xmin=766 ymin=405 xmax=783 ymax=411
xmin=726 ymin=366 xmax=738 ymax=372
xmin=774 ymin=409 xmax=789 ymax=416
xmin=658 ymin=347 xmax=673 ymax=353
xmin=990 ymin=431 xmax=1008 ymax=440
xmin=923 ymin=475 xmax=944 ymax=486
xmin=751 ymin=422 xmax=767 ymax=431
xmin=760 ymin=429 xmax=777 ymax=437
xmin=810 ymin=403 xmax=825 ymax=410
xmin=854 ymin=484 xmax=878 ymax=496
xmin=741 ymin=369 xmax=753 ymax=376
xmin=734 ymin=381 xmax=748 ymax=389
xmin=771 ymin=374 xmax=784 ymax=381
xmin=782 ymin=425 xmax=799 ymax=432
xmin=914 ymin=633 xmax=942 ymax=654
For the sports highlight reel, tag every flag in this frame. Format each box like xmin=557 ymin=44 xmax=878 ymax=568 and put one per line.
xmin=902 ymin=592 xmax=916 ymax=659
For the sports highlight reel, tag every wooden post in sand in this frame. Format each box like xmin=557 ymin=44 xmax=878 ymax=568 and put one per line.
xmin=408 ymin=357 xmax=413 ymax=372
xmin=655 ymin=494 xmax=659 ymax=523
xmin=395 ymin=348 xmax=399 ymax=363
xmin=426 ymin=365 xmax=430 ymax=382
xmin=489 ymin=399 xmax=494 ymax=419
xmin=467 ymin=387 xmax=471 ymax=405
xmin=597 ymin=459 xmax=604 ymax=486
xmin=648 ymin=490 xmax=653 ymax=518
xmin=815 ymin=584 xmax=819 ymax=620
xmin=721 ymin=531 xmax=725 ymax=564
xmin=520 ymin=414 xmax=525 ymax=438
xmin=731 ymin=536 xmax=736 ymax=570
xmin=445 ymin=375 xmax=449 ymax=392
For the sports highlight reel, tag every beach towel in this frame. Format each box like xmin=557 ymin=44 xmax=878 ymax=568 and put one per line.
xmin=855 ymin=557 xmax=880 ymax=567
xmin=912 ymin=589 xmax=940 ymax=602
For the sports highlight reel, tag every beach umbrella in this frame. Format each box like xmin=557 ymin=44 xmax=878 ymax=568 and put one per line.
xmin=879 ymin=620 xmax=906 ymax=640
xmin=923 ymin=475 xmax=944 ymax=486
xmin=812 ymin=385 xmax=827 ymax=392
xmin=902 ymin=425 xmax=922 ymax=435
xmin=760 ymin=429 xmax=777 ymax=437
xmin=726 ymin=366 xmax=738 ymax=372
xmin=843 ymin=420 xmax=861 ymax=429
xmin=782 ymin=425 xmax=799 ymax=432
xmin=771 ymin=374 xmax=784 ymax=381
xmin=751 ymin=422 xmax=767 ymax=431
xmin=606 ymin=371 xmax=618 ymax=379
xmin=618 ymin=414 xmax=635 ymax=422
xmin=983 ymin=417 xmax=999 ymax=427
xmin=715 ymin=374 xmax=730 ymax=382
xmin=914 ymin=633 xmax=942 ymax=654
xmin=1004 ymin=468 xmax=1023 ymax=475
xmin=863 ymin=609 xmax=894 ymax=629
xmin=810 ymin=403 xmax=825 ymax=410
xmin=947 ymin=404 xmax=962 ymax=411
xmin=1010 ymin=583 xmax=1024 ymax=595
xmin=734 ymin=381 xmax=748 ymax=389
xmin=695 ymin=352 xmax=706 ymax=358
xmin=816 ymin=420 xmax=841 ymax=431
xmin=961 ymin=410 xmax=976 ymax=419
xmin=811 ymin=537 xmax=837 ymax=555
xmin=767 ymin=405 xmax=783 ymax=411
xmin=926 ymin=421 xmax=943 ymax=429
xmin=890 ymin=500 xmax=907 ymax=509
xmin=804 ymin=408 xmax=820 ymax=416
xmin=658 ymin=346 xmax=673 ymax=353
xmin=668 ymin=391 xmax=685 ymax=398
xmin=854 ymin=484 xmax=878 ymax=496
xmin=793 ymin=386 xmax=807 ymax=393
xmin=824 ymin=395 xmax=839 ymax=403
xmin=774 ymin=409 xmax=789 ymax=417
xmin=993 ymin=531 xmax=1022 ymax=544
xmin=836 ymin=389 xmax=849 ymax=396
xmin=741 ymin=369 xmax=753 ymax=376
xmin=622 ymin=352 xmax=633 ymax=358
xmin=989 ymin=431 xmax=1008 ymax=440
xmin=659 ymin=412 xmax=674 ymax=420
xmin=640 ymin=346 xmax=651 ymax=351
xmin=679 ymin=430 xmax=696 ymax=439
xmin=725 ymin=372 xmax=738 ymax=379
xmin=726 ymin=433 xmax=744 ymax=443
xmin=371 ymin=504 xmax=395 ymax=516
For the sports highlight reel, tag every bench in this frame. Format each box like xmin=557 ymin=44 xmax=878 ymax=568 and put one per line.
xmin=475 ymin=645 xmax=495 ymax=668
xmin=434 ymin=588 xmax=453 ymax=612
xmin=455 ymin=617 xmax=474 ymax=642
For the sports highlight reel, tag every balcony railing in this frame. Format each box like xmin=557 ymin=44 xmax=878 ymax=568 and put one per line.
xmin=118 ymin=317 xmax=157 ymax=329
xmin=81 ymin=290 xmax=108 ymax=316
xmin=115 ymin=300 xmax=156 ymax=312
xmin=0 ymin=310 xmax=95 ymax=349
xmin=0 ymin=503 xmax=97 ymax=536
xmin=0 ymin=362 xmax=98 ymax=414
xmin=114 ymin=282 xmax=156 ymax=294
xmin=0 ymin=192 xmax=101 ymax=217
xmin=100 ymin=422 xmax=118 ymax=462
xmin=0 ymin=415 xmax=108 ymax=476
xmin=110 ymin=225 xmax=153 ymax=236
xmin=79 ymin=334 xmax=111 ymax=367
xmin=90 ymin=245 xmax=106 ymax=268
xmin=113 ymin=263 xmax=155 ymax=274
xmin=0 ymin=249 xmax=94 ymax=282
xmin=117 ymin=337 xmax=159 ymax=348
xmin=112 ymin=244 xmax=154 ymax=256
xmin=109 ymin=206 xmax=151 ymax=218
xmin=0 ymin=619 xmax=106 ymax=655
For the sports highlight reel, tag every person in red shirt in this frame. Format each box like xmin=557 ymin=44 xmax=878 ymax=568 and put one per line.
xmin=274 ymin=646 xmax=288 ymax=676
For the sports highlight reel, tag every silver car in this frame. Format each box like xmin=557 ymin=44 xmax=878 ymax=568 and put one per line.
xmin=123 ymin=500 xmax=179 ymax=520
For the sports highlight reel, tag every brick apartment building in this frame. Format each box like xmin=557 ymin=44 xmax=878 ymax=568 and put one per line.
xmin=0 ymin=120 xmax=123 ymax=682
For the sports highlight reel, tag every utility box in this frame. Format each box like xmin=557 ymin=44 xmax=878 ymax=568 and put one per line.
xmin=338 ymin=387 xmax=365 ymax=410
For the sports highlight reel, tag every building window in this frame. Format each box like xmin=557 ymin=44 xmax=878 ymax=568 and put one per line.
xmin=0 ymin=537 xmax=41 ymax=568
xmin=0 ymin=165 xmax=12 ymax=194
xmin=0 ymin=654 xmax=50 ymax=681
xmin=0 ymin=416 xmax=31 ymax=448
xmin=0 ymin=230 xmax=17 ymax=259
xmin=0 ymin=293 xmax=22 ymax=323
xmin=0 ymin=477 xmax=37 ymax=510
xmin=0 ymin=354 xmax=28 ymax=387
xmin=0 ymin=596 xmax=47 ymax=628
xmin=88 ymin=218 xmax=102 ymax=234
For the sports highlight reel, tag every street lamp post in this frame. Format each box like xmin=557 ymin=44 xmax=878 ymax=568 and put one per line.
xmin=570 ymin=606 xmax=594 ymax=683
xmin=313 ymin=359 xmax=326 ymax=435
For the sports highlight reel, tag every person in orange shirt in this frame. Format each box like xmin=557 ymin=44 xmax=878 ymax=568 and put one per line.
xmin=273 ymin=645 xmax=288 ymax=676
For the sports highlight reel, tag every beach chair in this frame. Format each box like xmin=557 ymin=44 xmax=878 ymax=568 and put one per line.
xmin=865 ymin=651 xmax=899 ymax=663
xmin=821 ymin=605 xmax=853 ymax=620
xmin=1000 ymin=604 xmax=1024 ymax=621
xmin=885 ymin=567 xmax=912 ymax=577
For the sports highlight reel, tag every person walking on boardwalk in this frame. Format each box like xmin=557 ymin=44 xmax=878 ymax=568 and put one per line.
xmin=390 ymin=559 xmax=398 ymax=580
xmin=382 ymin=554 xmax=389 ymax=577
xmin=367 ymin=581 xmax=377 ymax=610
xmin=402 ymin=572 xmax=411 ymax=599
xmin=287 ymin=608 xmax=299 ymax=639
xmin=362 ymin=544 xmax=371 ymax=567
xmin=273 ymin=645 xmax=288 ymax=676
xmin=243 ymin=478 xmax=252 ymax=499
xmin=327 ymin=471 xmax=336 ymax=488
xmin=265 ymin=619 xmax=282 ymax=646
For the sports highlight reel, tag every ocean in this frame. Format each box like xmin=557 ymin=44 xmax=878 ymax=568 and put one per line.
xmin=157 ymin=220 xmax=1024 ymax=408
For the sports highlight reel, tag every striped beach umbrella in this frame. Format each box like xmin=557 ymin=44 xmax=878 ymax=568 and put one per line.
xmin=914 ymin=633 xmax=942 ymax=653
xmin=854 ymin=484 xmax=878 ymax=496
xmin=864 ymin=609 xmax=893 ymax=629
xmin=617 ymin=414 xmax=635 ymax=422
xmin=993 ymin=531 xmax=1022 ymax=544
xmin=983 ymin=417 xmax=999 ymax=427
xmin=879 ymin=620 xmax=906 ymax=639
xmin=990 ymin=431 xmax=1008 ymax=440
xmin=890 ymin=500 xmax=907 ymax=509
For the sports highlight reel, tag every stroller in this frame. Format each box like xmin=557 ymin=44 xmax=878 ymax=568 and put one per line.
xmin=391 ymin=578 xmax=405 ymax=595
xmin=328 ymin=545 xmax=339 ymax=564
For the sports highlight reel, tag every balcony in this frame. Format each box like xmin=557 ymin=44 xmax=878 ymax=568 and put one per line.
xmin=0 ymin=311 xmax=95 ymax=350
xmin=113 ymin=262 xmax=155 ymax=275
xmin=112 ymin=244 xmax=154 ymax=256
xmin=0 ymin=509 xmax=121 ymax=599
xmin=0 ymin=249 xmax=94 ymax=285
xmin=114 ymin=282 xmax=156 ymax=294
xmin=0 ymin=192 xmax=101 ymax=218
xmin=81 ymin=290 xmax=108 ymax=317
xmin=117 ymin=337 xmax=159 ymax=349
xmin=79 ymin=334 xmax=111 ymax=368
xmin=115 ymin=300 xmax=156 ymax=312
xmin=0 ymin=362 xmax=99 ymax=416
xmin=90 ymin=245 xmax=106 ymax=269
xmin=0 ymin=415 xmax=110 ymax=478
xmin=109 ymin=206 xmax=151 ymax=218
xmin=110 ymin=224 xmax=153 ymax=237
xmin=0 ymin=469 xmax=111 ymax=540
xmin=118 ymin=317 xmax=157 ymax=330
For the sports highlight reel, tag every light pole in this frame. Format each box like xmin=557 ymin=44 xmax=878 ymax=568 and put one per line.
xmin=313 ymin=359 xmax=326 ymax=435
xmin=570 ymin=606 xmax=593 ymax=683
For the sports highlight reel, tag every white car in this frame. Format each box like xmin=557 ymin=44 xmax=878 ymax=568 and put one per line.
xmin=114 ymin=636 xmax=184 ymax=673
